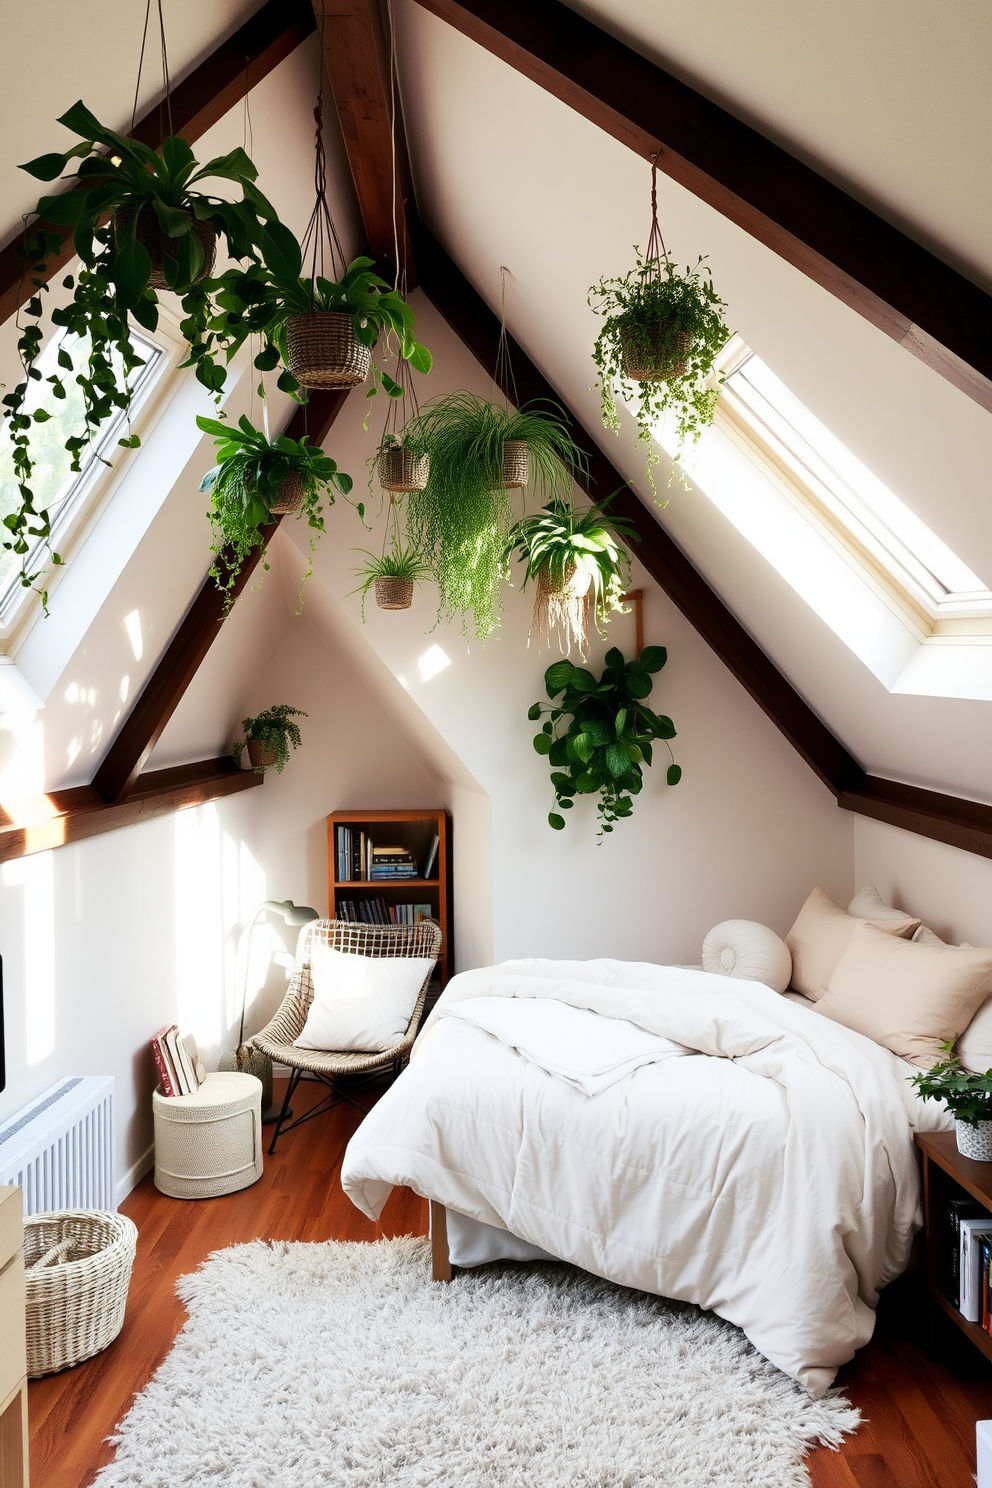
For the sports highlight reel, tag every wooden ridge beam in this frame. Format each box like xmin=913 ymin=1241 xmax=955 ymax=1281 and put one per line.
xmin=0 ymin=0 xmax=316 ymax=326
xmin=92 ymin=387 xmax=349 ymax=806
xmin=415 ymin=224 xmax=992 ymax=860
xmin=314 ymin=0 xmax=417 ymax=282
xmin=412 ymin=0 xmax=992 ymax=413
xmin=0 ymin=757 xmax=261 ymax=864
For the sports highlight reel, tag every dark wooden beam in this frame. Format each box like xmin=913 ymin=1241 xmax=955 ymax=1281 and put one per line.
xmin=92 ymin=388 xmax=349 ymax=805
xmin=412 ymin=0 xmax=992 ymax=413
xmin=0 ymin=758 xmax=261 ymax=864
xmin=0 ymin=0 xmax=316 ymax=327
xmin=314 ymin=0 xmax=417 ymax=283
xmin=415 ymin=224 xmax=992 ymax=860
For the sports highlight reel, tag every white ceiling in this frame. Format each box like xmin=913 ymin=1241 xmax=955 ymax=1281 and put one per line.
xmin=392 ymin=0 xmax=992 ymax=802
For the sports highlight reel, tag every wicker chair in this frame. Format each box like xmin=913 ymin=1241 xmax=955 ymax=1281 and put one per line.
xmin=252 ymin=918 xmax=442 ymax=1154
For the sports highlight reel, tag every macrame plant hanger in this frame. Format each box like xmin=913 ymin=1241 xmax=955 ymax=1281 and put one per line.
xmin=493 ymin=267 xmax=529 ymax=491
xmin=643 ymin=154 xmax=669 ymax=282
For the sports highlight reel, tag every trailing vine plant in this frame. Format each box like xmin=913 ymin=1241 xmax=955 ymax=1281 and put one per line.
xmin=528 ymin=647 xmax=680 ymax=835
xmin=589 ymin=159 xmax=730 ymax=499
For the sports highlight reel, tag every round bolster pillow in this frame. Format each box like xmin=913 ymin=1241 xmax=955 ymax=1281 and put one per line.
xmin=701 ymin=919 xmax=793 ymax=993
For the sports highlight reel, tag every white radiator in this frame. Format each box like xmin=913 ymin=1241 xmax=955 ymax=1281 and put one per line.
xmin=0 ymin=1076 xmax=115 ymax=1214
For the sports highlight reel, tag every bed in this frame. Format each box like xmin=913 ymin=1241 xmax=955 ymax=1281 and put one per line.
xmin=341 ymin=957 xmax=953 ymax=1398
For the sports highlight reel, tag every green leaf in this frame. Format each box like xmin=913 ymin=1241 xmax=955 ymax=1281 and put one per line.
xmin=571 ymin=734 xmax=594 ymax=765
xmin=548 ymin=813 xmax=566 ymax=831
xmin=113 ymin=238 xmax=152 ymax=306
xmin=408 ymin=342 xmax=433 ymax=374
xmin=604 ymin=744 xmax=629 ymax=778
xmin=258 ymin=220 xmax=302 ymax=282
xmin=667 ymin=763 xmax=682 ymax=785
xmin=653 ymin=715 xmax=677 ymax=740
xmin=569 ymin=669 xmax=598 ymax=694
xmin=527 ymin=702 xmax=542 ymax=721
xmin=548 ymin=738 xmax=569 ymax=766
xmin=549 ymin=773 xmax=576 ymax=796
xmin=118 ymin=434 xmax=141 ymax=449
xmin=35 ymin=190 xmax=86 ymax=226
xmin=640 ymin=645 xmax=668 ymax=672
xmin=152 ymin=200 xmax=193 ymax=237
xmin=605 ymin=647 xmax=625 ymax=670
xmin=533 ymin=734 xmax=552 ymax=756
xmin=545 ymin=660 xmax=575 ymax=696
xmin=20 ymin=152 xmax=70 ymax=181
xmin=615 ymin=708 xmax=627 ymax=737
xmin=574 ymin=771 xmax=601 ymax=794
xmin=625 ymin=672 xmax=652 ymax=699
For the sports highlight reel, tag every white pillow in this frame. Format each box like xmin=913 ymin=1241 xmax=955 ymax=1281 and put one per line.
xmin=294 ymin=944 xmax=435 ymax=1052
xmin=848 ymin=881 xmax=946 ymax=946
xmin=701 ymin=920 xmax=792 ymax=993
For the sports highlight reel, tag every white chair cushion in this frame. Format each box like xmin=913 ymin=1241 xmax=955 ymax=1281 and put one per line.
xmin=294 ymin=944 xmax=435 ymax=1052
xmin=701 ymin=920 xmax=793 ymax=993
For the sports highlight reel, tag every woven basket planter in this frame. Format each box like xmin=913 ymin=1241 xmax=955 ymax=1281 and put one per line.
xmin=621 ymin=321 xmax=692 ymax=382
xmin=377 ymin=446 xmax=430 ymax=493
xmin=247 ymin=739 xmax=278 ymax=770
xmin=24 ymin=1209 xmax=137 ymax=1377
xmin=285 ymin=312 xmax=371 ymax=390
xmin=115 ymin=208 xmax=216 ymax=290
xmin=375 ymin=575 xmax=415 ymax=610
xmin=956 ymin=1119 xmax=992 ymax=1161
xmin=266 ymin=473 xmax=306 ymax=515
xmin=501 ymin=440 xmax=529 ymax=489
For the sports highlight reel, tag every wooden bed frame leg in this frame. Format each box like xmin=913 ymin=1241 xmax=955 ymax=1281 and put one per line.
xmin=430 ymin=1200 xmax=453 ymax=1282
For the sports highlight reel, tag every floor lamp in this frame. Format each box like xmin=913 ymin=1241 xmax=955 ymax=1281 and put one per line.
xmin=221 ymin=899 xmax=319 ymax=1121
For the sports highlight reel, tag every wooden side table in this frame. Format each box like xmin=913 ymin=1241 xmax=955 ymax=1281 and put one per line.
xmin=916 ymin=1129 xmax=992 ymax=1365
xmin=0 ymin=1186 xmax=29 ymax=1486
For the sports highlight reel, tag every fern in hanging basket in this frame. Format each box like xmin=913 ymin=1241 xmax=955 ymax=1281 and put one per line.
xmin=401 ymin=393 xmax=589 ymax=640
xmin=504 ymin=494 xmax=638 ymax=659
xmin=590 ymin=250 xmax=729 ymax=498
xmin=196 ymin=415 xmax=353 ymax=610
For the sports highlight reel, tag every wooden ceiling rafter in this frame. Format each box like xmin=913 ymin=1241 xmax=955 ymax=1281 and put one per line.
xmin=411 ymin=0 xmax=992 ymax=414
xmin=0 ymin=0 xmax=317 ymax=327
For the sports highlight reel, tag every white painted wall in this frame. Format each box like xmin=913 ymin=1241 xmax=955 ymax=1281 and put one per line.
xmin=854 ymin=816 xmax=992 ymax=950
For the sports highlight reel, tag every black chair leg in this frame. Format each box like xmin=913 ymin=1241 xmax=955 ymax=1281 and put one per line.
xmin=268 ymin=1067 xmax=301 ymax=1155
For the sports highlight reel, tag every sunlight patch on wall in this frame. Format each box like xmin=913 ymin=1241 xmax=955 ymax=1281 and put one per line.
xmin=124 ymin=610 xmax=143 ymax=661
xmin=418 ymin=645 xmax=452 ymax=683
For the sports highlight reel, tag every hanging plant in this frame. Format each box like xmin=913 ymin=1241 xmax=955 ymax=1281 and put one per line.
xmin=528 ymin=647 xmax=680 ymax=835
xmin=234 ymin=705 xmax=306 ymax=774
xmin=589 ymin=161 xmax=730 ymax=499
xmin=372 ymin=344 xmax=430 ymax=494
xmin=504 ymin=494 xmax=638 ymax=660
xmin=3 ymin=102 xmax=280 ymax=593
xmin=196 ymin=415 xmax=352 ymax=610
xmin=402 ymin=393 xmax=588 ymax=640
xmin=350 ymin=542 xmax=433 ymax=617
xmin=183 ymin=102 xmax=430 ymax=406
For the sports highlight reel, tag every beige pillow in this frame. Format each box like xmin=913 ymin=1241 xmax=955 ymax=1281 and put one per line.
xmin=817 ymin=920 xmax=992 ymax=1067
xmin=848 ymin=879 xmax=947 ymax=947
xmin=956 ymin=996 xmax=992 ymax=1072
xmin=786 ymin=886 xmax=920 ymax=1001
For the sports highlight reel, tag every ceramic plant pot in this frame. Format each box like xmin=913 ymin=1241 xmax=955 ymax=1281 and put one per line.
xmin=375 ymin=575 xmax=414 ymax=610
xmin=285 ymin=311 xmax=371 ymax=390
xmin=620 ymin=319 xmax=692 ymax=381
xmin=955 ymin=1118 xmax=992 ymax=1161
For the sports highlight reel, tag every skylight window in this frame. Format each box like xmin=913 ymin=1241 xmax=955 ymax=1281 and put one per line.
xmin=717 ymin=345 xmax=992 ymax=621
xmin=0 ymin=327 xmax=164 ymax=618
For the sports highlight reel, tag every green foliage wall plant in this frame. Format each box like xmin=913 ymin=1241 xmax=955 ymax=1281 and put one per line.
xmin=528 ymin=646 xmax=681 ymax=835
xmin=911 ymin=1048 xmax=992 ymax=1124
xmin=234 ymin=704 xmax=306 ymax=774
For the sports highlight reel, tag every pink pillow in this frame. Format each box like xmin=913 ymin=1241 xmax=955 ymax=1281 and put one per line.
xmin=785 ymin=886 xmax=920 ymax=1001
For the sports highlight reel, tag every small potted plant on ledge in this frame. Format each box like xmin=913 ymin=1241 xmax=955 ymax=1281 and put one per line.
xmin=504 ymin=493 xmax=638 ymax=659
xmin=234 ymin=705 xmax=306 ymax=774
xmin=911 ymin=1048 xmax=992 ymax=1160
xmin=197 ymin=415 xmax=353 ymax=608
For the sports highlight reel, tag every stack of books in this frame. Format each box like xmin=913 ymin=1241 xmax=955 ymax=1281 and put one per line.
xmin=369 ymin=845 xmax=418 ymax=881
xmin=151 ymin=1025 xmax=201 ymax=1097
xmin=949 ymin=1199 xmax=992 ymax=1331
xmin=337 ymin=898 xmax=436 ymax=926
xmin=334 ymin=825 xmax=441 ymax=882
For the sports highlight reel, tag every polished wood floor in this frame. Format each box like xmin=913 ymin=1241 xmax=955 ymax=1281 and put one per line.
xmin=30 ymin=1079 xmax=992 ymax=1488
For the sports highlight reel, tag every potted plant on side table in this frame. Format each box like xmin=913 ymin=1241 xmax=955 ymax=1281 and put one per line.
xmin=912 ymin=1049 xmax=992 ymax=1160
xmin=234 ymin=705 xmax=306 ymax=774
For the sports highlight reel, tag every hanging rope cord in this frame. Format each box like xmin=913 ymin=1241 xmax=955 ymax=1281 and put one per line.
xmin=644 ymin=155 xmax=669 ymax=276
xmin=493 ymin=266 xmax=520 ymax=414
xmin=129 ymin=0 xmax=173 ymax=142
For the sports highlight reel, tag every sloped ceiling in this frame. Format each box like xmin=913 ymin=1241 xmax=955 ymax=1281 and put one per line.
xmin=391 ymin=0 xmax=992 ymax=803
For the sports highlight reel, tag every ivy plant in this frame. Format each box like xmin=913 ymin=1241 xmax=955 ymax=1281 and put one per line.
xmin=5 ymin=100 xmax=279 ymax=598
xmin=910 ymin=1046 xmax=992 ymax=1125
xmin=233 ymin=705 xmax=306 ymax=774
xmin=589 ymin=250 xmax=729 ymax=498
xmin=528 ymin=646 xmax=680 ymax=835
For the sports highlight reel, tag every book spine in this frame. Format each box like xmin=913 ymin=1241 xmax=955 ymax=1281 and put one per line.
xmin=983 ymin=1237 xmax=991 ymax=1333
xmin=950 ymin=1202 xmax=962 ymax=1307
xmin=151 ymin=1034 xmax=176 ymax=1097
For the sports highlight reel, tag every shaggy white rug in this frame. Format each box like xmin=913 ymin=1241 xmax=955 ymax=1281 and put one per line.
xmin=95 ymin=1237 xmax=859 ymax=1487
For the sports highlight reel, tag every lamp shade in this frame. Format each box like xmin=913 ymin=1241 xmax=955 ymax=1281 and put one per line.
xmin=262 ymin=899 xmax=320 ymax=927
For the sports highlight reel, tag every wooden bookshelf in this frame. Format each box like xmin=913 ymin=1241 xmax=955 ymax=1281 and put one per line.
xmin=915 ymin=1129 xmax=992 ymax=1365
xmin=326 ymin=809 xmax=453 ymax=988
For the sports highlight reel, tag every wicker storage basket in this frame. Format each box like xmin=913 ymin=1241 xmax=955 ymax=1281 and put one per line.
xmin=378 ymin=446 xmax=429 ymax=492
xmin=375 ymin=575 xmax=414 ymax=610
xmin=115 ymin=208 xmax=216 ymax=290
xmin=621 ymin=321 xmax=692 ymax=381
xmin=285 ymin=312 xmax=371 ymax=390
xmin=24 ymin=1210 xmax=137 ymax=1377
xmin=247 ymin=739 xmax=278 ymax=770
xmin=501 ymin=440 xmax=529 ymax=489
xmin=266 ymin=473 xmax=306 ymax=514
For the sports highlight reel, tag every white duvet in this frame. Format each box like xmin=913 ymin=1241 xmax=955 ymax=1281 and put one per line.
xmin=341 ymin=959 xmax=952 ymax=1397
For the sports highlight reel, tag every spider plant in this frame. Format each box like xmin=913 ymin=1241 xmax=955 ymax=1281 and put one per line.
xmin=350 ymin=542 xmax=434 ymax=619
xmin=504 ymin=494 xmax=638 ymax=658
xmin=401 ymin=393 xmax=589 ymax=640
xmin=5 ymin=100 xmax=278 ymax=592
xmin=196 ymin=415 xmax=352 ymax=609
xmin=589 ymin=249 xmax=729 ymax=498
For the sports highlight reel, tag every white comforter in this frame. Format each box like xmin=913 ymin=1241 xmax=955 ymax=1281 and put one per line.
xmin=341 ymin=959 xmax=951 ymax=1397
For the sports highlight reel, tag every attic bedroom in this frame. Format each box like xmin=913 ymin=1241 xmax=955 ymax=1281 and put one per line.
xmin=0 ymin=1 xmax=989 ymax=1484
